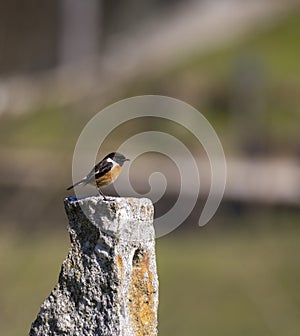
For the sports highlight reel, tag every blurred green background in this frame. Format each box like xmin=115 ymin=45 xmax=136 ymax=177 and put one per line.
xmin=0 ymin=1 xmax=300 ymax=335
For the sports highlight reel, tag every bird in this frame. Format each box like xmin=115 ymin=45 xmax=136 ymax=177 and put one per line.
xmin=67 ymin=152 xmax=130 ymax=200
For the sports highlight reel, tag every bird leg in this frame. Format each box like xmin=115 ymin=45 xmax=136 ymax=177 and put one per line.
xmin=97 ymin=188 xmax=107 ymax=201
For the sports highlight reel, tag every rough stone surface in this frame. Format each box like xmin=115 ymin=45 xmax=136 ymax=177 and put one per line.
xmin=29 ymin=196 xmax=158 ymax=336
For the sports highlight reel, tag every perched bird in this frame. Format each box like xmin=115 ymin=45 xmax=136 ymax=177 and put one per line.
xmin=67 ymin=152 xmax=130 ymax=200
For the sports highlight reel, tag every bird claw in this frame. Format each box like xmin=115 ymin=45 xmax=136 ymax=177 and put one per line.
xmin=97 ymin=189 xmax=107 ymax=201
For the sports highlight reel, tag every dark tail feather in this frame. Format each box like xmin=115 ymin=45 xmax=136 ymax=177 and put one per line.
xmin=66 ymin=179 xmax=84 ymax=190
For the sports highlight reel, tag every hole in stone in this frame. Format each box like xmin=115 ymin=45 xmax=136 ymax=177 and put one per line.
xmin=132 ymin=248 xmax=144 ymax=267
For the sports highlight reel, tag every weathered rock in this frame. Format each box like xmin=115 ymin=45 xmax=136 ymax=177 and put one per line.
xmin=29 ymin=196 xmax=158 ymax=336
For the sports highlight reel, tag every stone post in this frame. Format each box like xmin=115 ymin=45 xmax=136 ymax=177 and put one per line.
xmin=29 ymin=196 xmax=158 ymax=336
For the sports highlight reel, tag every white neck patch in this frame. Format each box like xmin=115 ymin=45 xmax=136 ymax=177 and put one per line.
xmin=107 ymin=157 xmax=118 ymax=167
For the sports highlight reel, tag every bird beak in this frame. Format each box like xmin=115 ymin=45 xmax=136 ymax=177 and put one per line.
xmin=125 ymin=158 xmax=130 ymax=161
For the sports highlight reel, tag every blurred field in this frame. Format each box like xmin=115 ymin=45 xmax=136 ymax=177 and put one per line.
xmin=0 ymin=12 xmax=299 ymax=155
xmin=1 ymin=216 xmax=300 ymax=336
xmin=158 ymin=225 xmax=300 ymax=336
xmin=123 ymin=12 xmax=300 ymax=155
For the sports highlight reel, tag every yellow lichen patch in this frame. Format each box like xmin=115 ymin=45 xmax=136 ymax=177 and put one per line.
xmin=117 ymin=254 xmax=124 ymax=281
xmin=128 ymin=250 xmax=157 ymax=336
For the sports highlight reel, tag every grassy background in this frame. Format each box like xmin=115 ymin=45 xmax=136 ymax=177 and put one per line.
xmin=0 ymin=13 xmax=299 ymax=155
xmin=158 ymin=227 xmax=300 ymax=336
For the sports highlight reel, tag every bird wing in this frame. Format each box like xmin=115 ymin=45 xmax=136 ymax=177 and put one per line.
xmin=85 ymin=159 xmax=114 ymax=184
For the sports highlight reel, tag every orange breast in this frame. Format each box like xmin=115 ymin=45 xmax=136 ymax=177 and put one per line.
xmin=96 ymin=165 xmax=122 ymax=188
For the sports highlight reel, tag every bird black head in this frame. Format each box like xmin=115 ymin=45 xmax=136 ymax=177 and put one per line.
xmin=105 ymin=152 xmax=130 ymax=166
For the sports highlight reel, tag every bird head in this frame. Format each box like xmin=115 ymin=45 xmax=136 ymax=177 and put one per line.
xmin=106 ymin=152 xmax=130 ymax=166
